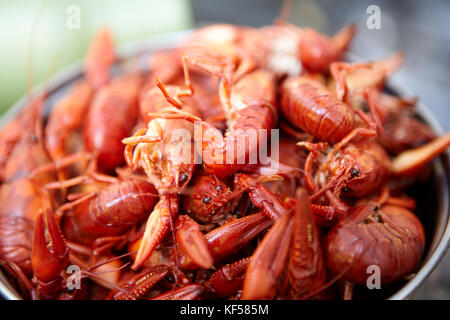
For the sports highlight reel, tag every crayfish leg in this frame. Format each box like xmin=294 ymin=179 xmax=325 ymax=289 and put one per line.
xmin=311 ymin=203 xmax=343 ymax=228
xmin=113 ymin=265 xmax=169 ymax=300
xmin=234 ymin=173 xmax=288 ymax=220
xmin=206 ymin=257 xmax=250 ymax=298
xmin=205 ymin=212 xmax=272 ymax=263
xmin=391 ymin=132 xmax=450 ymax=177
xmin=150 ymin=283 xmax=204 ymax=300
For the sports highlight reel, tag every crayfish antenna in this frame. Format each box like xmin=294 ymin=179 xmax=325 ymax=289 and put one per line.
xmin=275 ymin=0 xmax=293 ymax=24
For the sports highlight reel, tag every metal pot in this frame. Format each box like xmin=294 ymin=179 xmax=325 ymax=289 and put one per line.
xmin=0 ymin=31 xmax=448 ymax=300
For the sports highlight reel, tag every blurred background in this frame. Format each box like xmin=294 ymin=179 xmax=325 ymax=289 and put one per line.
xmin=0 ymin=0 xmax=448 ymax=298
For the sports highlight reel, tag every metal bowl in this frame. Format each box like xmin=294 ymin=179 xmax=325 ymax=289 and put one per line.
xmin=0 ymin=31 xmax=449 ymax=300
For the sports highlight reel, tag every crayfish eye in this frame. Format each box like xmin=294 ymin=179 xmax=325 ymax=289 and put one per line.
xmin=203 ymin=196 xmax=212 ymax=204
xmin=215 ymin=185 xmax=222 ymax=192
xmin=351 ymin=168 xmax=359 ymax=177
xmin=166 ymin=274 xmax=175 ymax=284
xmin=249 ymin=202 xmax=257 ymax=212
xmin=365 ymin=208 xmax=383 ymax=224
xmin=342 ymin=187 xmax=349 ymax=193
xmin=372 ymin=211 xmax=382 ymax=222
xmin=179 ymin=173 xmax=188 ymax=183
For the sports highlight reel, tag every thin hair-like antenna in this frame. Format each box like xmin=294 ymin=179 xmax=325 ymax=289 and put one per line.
xmin=26 ymin=0 xmax=47 ymax=100
xmin=25 ymin=0 xmax=63 ymax=145
xmin=275 ymin=0 xmax=293 ymax=25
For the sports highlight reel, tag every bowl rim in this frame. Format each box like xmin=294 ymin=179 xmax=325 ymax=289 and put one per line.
xmin=0 ymin=29 xmax=448 ymax=300
xmin=382 ymin=79 xmax=450 ymax=300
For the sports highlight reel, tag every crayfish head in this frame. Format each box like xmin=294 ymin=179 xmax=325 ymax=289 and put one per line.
xmin=129 ymin=116 xmax=197 ymax=194
xmin=343 ymin=142 xmax=390 ymax=198
xmin=182 ymin=173 xmax=235 ymax=223
xmin=169 ymin=163 xmax=195 ymax=193
xmin=323 ymin=142 xmax=390 ymax=198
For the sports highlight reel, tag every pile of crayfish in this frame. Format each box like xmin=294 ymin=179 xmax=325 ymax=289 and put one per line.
xmin=0 ymin=21 xmax=449 ymax=300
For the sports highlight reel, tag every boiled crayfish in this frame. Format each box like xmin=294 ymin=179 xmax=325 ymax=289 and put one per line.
xmin=0 ymin=14 xmax=449 ymax=301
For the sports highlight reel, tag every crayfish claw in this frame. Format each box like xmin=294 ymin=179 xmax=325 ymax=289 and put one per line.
xmin=391 ymin=132 xmax=450 ymax=177
xmin=132 ymin=195 xmax=178 ymax=270
xmin=242 ymin=206 xmax=294 ymax=300
xmin=175 ymin=215 xmax=213 ymax=269
xmin=31 ymin=209 xmax=68 ymax=299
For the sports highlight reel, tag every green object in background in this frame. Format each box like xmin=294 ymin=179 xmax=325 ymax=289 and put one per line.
xmin=0 ymin=0 xmax=194 ymax=114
